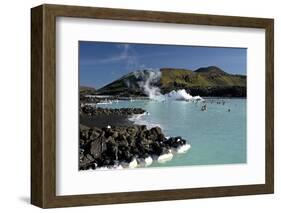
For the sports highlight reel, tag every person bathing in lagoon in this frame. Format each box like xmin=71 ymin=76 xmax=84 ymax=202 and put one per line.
xmin=201 ymin=104 xmax=207 ymax=111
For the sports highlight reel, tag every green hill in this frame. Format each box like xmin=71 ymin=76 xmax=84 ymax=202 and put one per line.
xmin=80 ymin=86 xmax=96 ymax=95
xmin=95 ymin=66 xmax=247 ymax=97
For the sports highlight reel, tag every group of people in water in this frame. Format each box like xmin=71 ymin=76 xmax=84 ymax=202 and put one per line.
xmin=198 ymin=99 xmax=231 ymax=112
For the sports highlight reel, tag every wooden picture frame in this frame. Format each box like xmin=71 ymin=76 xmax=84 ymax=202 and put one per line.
xmin=31 ymin=4 xmax=274 ymax=208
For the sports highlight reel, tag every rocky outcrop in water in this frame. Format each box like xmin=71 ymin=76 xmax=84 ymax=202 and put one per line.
xmin=80 ymin=95 xmax=120 ymax=104
xmin=80 ymin=106 xmax=146 ymax=116
xmin=79 ymin=125 xmax=188 ymax=170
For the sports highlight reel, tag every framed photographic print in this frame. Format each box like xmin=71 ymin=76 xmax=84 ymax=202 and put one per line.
xmin=31 ymin=4 xmax=274 ymax=208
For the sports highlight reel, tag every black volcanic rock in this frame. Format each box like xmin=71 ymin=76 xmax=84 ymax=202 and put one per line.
xmin=79 ymin=125 xmax=187 ymax=170
xmin=80 ymin=106 xmax=146 ymax=116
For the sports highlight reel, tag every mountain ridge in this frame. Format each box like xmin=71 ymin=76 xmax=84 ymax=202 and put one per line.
xmin=94 ymin=66 xmax=246 ymax=97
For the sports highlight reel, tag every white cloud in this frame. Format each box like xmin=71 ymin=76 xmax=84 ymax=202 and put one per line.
xmin=84 ymin=44 xmax=139 ymax=69
xmin=81 ymin=43 xmax=171 ymax=70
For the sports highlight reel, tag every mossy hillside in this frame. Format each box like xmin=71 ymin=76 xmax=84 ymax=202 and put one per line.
xmin=95 ymin=66 xmax=246 ymax=97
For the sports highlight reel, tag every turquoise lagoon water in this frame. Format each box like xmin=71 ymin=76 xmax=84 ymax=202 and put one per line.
xmin=100 ymin=98 xmax=246 ymax=167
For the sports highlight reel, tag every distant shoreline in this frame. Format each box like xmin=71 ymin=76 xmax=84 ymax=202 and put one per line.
xmin=81 ymin=94 xmax=246 ymax=102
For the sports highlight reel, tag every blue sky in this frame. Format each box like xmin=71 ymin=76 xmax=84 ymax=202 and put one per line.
xmin=79 ymin=41 xmax=247 ymax=89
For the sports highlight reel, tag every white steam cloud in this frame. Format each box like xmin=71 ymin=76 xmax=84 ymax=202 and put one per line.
xmin=136 ymin=69 xmax=163 ymax=100
xmin=133 ymin=69 xmax=203 ymax=101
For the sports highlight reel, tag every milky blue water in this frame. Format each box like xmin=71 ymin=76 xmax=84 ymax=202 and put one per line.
xmin=100 ymin=98 xmax=246 ymax=167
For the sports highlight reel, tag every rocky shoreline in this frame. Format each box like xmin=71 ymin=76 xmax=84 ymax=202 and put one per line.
xmin=81 ymin=105 xmax=146 ymax=116
xmin=79 ymin=97 xmax=190 ymax=170
xmin=80 ymin=94 xmax=118 ymax=104
xmin=79 ymin=125 xmax=189 ymax=170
